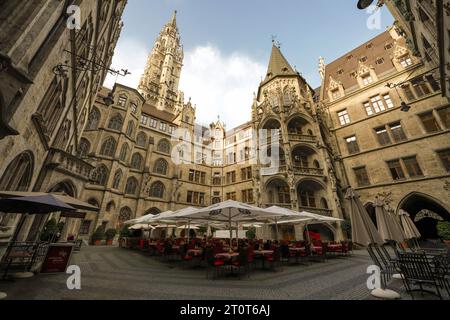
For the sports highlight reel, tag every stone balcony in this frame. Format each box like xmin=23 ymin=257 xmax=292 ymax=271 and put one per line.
xmin=288 ymin=133 xmax=317 ymax=143
xmin=299 ymin=206 xmax=333 ymax=217
xmin=47 ymin=148 xmax=94 ymax=181
xmin=264 ymin=203 xmax=292 ymax=209
xmin=293 ymin=166 xmax=324 ymax=176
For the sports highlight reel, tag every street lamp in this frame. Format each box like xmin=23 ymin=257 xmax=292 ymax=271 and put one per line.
xmin=386 ymin=83 xmax=411 ymax=113
xmin=357 ymin=0 xmax=385 ymax=9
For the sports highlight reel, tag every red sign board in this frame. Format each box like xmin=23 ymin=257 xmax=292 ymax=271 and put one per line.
xmin=40 ymin=244 xmax=74 ymax=273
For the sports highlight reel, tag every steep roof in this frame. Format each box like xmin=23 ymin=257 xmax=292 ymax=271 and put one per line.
xmin=263 ymin=45 xmax=298 ymax=83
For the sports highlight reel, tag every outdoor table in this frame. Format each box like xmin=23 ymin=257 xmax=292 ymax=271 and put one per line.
xmin=253 ymin=250 xmax=274 ymax=256
xmin=215 ymin=252 xmax=239 ymax=260
xmin=327 ymin=244 xmax=343 ymax=253
xmin=187 ymin=249 xmax=203 ymax=257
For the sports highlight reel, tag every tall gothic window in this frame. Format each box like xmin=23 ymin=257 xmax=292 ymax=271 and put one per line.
xmin=108 ymin=114 xmax=123 ymax=131
xmin=149 ymin=181 xmax=165 ymax=198
xmin=94 ymin=165 xmax=109 ymax=186
xmin=119 ymin=143 xmax=129 ymax=162
xmin=77 ymin=138 xmax=91 ymax=158
xmin=0 ymin=151 xmax=34 ymax=191
xmin=136 ymin=132 xmax=147 ymax=147
xmin=100 ymin=137 xmax=117 ymax=157
xmin=157 ymin=139 xmax=171 ymax=153
xmin=131 ymin=153 xmax=143 ymax=170
xmin=86 ymin=107 xmax=100 ymax=130
xmin=118 ymin=207 xmax=132 ymax=225
xmin=36 ymin=76 xmax=66 ymax=136
xmin=153 ymin=159 xmax=168 ymax=175
xmin=112 ymin=170 xmax=122 ymax=189
xmin=125 ymin=177 xmax=138 ymax=195
xmin=126 ymin=121 xmax=135 ymax=137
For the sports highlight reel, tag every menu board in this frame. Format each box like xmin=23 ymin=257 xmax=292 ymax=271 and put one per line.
xmin=40 ymin=243 xmax=74 ymax=274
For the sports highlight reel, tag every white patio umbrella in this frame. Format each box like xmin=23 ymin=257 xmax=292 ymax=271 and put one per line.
xmin=374 ymin=198 xmax=406 ymax=243
xmin=174 ymin=200 xmax=285 ymax=247
xmin=129 ymin=224 xmax=155 ymax=230
xmin=398 ymin=209 xmax=421 ymax=247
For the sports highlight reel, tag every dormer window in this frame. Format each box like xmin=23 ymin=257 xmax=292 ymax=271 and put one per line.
xmin=362 ymin=74 xmax=373 ymax=86
xmin=118 ymin=95 xmax=127 ymax=107
xmin=399 ymin=55 xmax=413 ymax=68
xmin=331 ymin=89 xmax=341 ymax=100
xmin=360 ymin=56 xmax=368 ymax=63
xmin=337 ymin=69 xmax=344 ymax=75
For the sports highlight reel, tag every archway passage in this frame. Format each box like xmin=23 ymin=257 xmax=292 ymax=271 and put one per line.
xmin=305 ymin=224 xmax=335 ymax=241
xmin=399 ymin=193 xmax=450 ymax=239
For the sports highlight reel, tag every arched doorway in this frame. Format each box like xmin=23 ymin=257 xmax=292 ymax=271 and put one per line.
xmin=398 ymin=193 xmax=450 ymax=239
xmin=0 ymin=151 xmax=34 ymax=227
xmin=305 ymin=223 xmax=335 ymax=241
xmin=48 ymin=180 xmax=77 ymax=197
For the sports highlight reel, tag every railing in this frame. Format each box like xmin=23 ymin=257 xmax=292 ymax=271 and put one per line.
xmin=299 ymin=206 xmax=333 ymax=217
xmin=288 ymin=133 xmax=317 ymax=143
xmin=293 ymin=166 xmax=324 ymax=176
xmin=260 ymin=164 xmax=287 ymax=176
xmin=264 ymin=203 xmax=292 ymax=209
xmin=47 ymin=148 xmax=94 ymax=180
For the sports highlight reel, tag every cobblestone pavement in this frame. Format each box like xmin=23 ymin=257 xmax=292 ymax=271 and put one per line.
xmin=0 ymin=246 xmax=447 ymax=300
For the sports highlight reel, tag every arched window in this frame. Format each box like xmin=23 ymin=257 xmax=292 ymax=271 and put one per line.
xmin=94 ymin=165 xmax=109 ymax=186
xmin=153 ymin=158 xmax=168 ymax=175
xmin=119 ymin=207 xmax=132 ymax=223
xmin=77 ymin=138 xmax=91 ymax=158
xmin=106 ymin=201 xmax=115 ymax=212
xmin=149 ymin=181 xmax=165 ymax=198
xmin=112 ymin=170 xmax=122 ymax=189
xmin=108 ymin=114 xmax=123 ymax=131
xmin=212 ymin=197 xmax=221 ymax=204
xmin=307 ymin=129 xmax=313 ymax=136
xmin=100 ymin=137 xmax=116 ymax=157
xmin=86 ymin=107 xmax=100 ymax=130
xmin=125 ymin=177 xmax=138 ymax=195
xmin=119 ymin=143 xmax=129 ymax=162
xmin=0 ymin=151 xmax=34 ymax=191
xmin=157 ymin=139 xmax=171 ymax=153
xmin=300 ymin=190 xmax=316 ymax=208
xmin=136 ymin=132 xmax=147 ymax=147
xmin=131 ymin=153 xmax=143 ymax=170
xmin=126 ymin=121 xmax=135 ymax=137
xmin=313 ymin=160 xmax=320 ymax=169
xmin=320 ymin=197 xmax=329 ymax=209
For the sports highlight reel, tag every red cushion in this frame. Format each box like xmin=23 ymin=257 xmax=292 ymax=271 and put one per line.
xmin=184 ymin=256 xmax=193 ymax=261
xmin=265 ymin=257 xmax=274 ymax=262
xmin=214 ymin=261 xmax=225 ymax=266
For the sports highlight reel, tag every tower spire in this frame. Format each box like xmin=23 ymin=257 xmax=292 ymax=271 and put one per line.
xmin=138 ymin=12 xmax=184 ymax=113
xmin=171 ymin=10 xmax=177 ymax=27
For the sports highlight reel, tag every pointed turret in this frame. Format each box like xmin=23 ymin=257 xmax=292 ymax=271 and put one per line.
xmin=263 ymin=44 xmax=297 ymax=83
xmin=170 ymin=10 xmax=177 ymax=27
xmin=138 ymin=12 xmax=184 ymax=113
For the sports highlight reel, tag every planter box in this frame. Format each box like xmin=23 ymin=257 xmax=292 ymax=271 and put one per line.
xmin=92 ymin=240 xmax=103 ymax=246
xmin=106 ymin=239 xmax=113 ymax=246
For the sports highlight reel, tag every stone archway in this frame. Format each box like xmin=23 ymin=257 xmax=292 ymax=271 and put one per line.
xmin=305 ymin=223 xmax=336 ymax=241
xmin=398 ymin=192 xmax=450 ymax=239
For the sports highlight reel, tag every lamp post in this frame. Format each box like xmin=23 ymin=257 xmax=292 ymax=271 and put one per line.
xmin=356 ymin=0 xmax=385 ymax=10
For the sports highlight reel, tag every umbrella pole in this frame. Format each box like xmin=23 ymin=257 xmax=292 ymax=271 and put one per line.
xmin=275 ymin=217 xmax=279 ymax=241
xmin=236 ymin=221 xmax=239 ymax=251
xmin=229 ymin=208 xmax=232 ymax=248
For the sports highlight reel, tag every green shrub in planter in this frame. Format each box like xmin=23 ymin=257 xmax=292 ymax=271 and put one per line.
xmin=119 ymin=225 xmax=131 ymax=239
xmin=91 ymin=226 xmax=105 ymax=244
xmin=246 ymin=229 xmax=256 ymax=240
xmin=437 ymin=221 xmax=450 ymax=241
xmin=105 ymin=228 xmax=117 ymax=240
xmin=40 ymin=218 xmax=59 ymax=242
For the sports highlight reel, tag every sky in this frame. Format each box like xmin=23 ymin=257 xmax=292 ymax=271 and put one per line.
xmin=104 ymin=0 xmax=394 ymax=129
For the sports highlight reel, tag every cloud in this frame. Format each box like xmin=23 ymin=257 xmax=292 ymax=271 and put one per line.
xmin=103 ymin=38 xmax=149 ymax=89
xmin=104 ymin=42 xmax=266 ymax=130
xmin=180 ymin=45 xmax=265 ymax=129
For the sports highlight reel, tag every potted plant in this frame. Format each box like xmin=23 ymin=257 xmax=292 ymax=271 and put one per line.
xmin=105 ymin=228 xmax=117 ymax=246
xmin=119 ymin=226 xmax=131 ymax=248
xmin=437 ymin=221 xmax=450 ymax=248
xmin=91 ymin=226 xmax=105 ymax=245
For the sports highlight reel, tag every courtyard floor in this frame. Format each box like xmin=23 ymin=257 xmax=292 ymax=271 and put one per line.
xmin=0 ymin=246 xmax=447 ymax=300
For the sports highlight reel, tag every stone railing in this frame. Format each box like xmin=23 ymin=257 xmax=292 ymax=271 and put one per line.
xmin=299 ymin=206 xmax=333 ymax=217
xmin=264 ymin=203 xmax=292 ymax=209
xmin=47 ymin=148 xmax=94 ymax=181
xmin=288 ymin=133 xmax=317 ymax=143
xmin=293 ymin=166 xmax=324 ymax=176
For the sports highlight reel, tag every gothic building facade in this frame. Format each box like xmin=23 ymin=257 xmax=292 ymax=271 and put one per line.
xmin=1 ymin=6 xmax=448 ymax=242
xmin=0 ymin=0 xmax=127 ymax=240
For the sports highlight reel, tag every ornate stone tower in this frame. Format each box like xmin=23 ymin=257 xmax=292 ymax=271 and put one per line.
xmin=138 ymin=11 xmax=184 ymax=113
xmin=252 ymin=43 xmax=344 ymax=239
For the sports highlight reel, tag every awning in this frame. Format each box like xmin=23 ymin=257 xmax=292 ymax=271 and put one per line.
xmin=0 ymin=191 xmax=99 ymax=212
